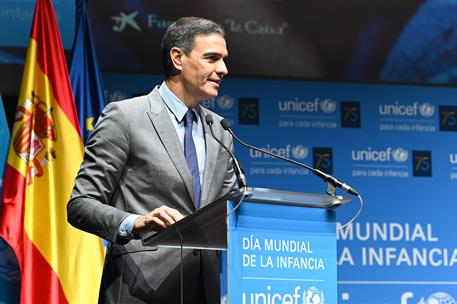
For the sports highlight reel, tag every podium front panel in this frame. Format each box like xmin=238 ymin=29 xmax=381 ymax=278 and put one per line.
xmin=221 ymin=200 xmax=337 ymax=303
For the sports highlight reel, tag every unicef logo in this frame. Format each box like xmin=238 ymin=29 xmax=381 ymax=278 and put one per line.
xmin=425 ymin=292 xmax=456 ymax=304
xmin=292 ymin=145 xmax=308 ymax=159
xmin=216 ymin=95 xmax=234 ymax=110
xmin=419 ymin=103 xmax=435 ymax=117
xmin=392 ymin=148 xmax=408 ymax=163
xmin=319 ymin=99 xmax=336 ymax=113
xmin=303 ymin=286 xmax=324 ymax=304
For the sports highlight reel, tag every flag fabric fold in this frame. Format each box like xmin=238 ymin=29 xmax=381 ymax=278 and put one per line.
xmin=0 ymin=94 xmax=20 ymax=304
xmin=0 ymin=94 xmax=10 ymax=192
xmin=0 ymin=0 xmax=104 ymax=303
xmin=70 ymin=0 xmax=107 ymax=143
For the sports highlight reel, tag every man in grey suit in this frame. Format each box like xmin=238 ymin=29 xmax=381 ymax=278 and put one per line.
xmin=67 ymin=17 xmax=237 ymax=303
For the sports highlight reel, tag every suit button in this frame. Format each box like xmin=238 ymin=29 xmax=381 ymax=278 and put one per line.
xmin=193 ymin=249 xmax=199 ymax=256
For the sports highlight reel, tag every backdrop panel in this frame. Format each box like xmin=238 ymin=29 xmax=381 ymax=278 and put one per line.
xmin=103 ymin=74 xmax=457 ymax=303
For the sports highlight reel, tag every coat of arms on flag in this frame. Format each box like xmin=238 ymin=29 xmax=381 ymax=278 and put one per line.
xmin=13 ymin=91 xmax=57 ymax=184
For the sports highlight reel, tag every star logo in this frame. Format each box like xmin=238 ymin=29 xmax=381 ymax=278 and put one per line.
xmin=111 ymin=11 xmax=141 ymax=32
xmin=85 ymin=117 xmax=94 ymax=132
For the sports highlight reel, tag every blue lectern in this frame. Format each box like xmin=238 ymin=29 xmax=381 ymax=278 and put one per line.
xmin=141 ymin=187 xmax=349 ymax=304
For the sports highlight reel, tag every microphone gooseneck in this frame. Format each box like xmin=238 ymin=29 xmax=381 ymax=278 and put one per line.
xmin=205 ymin=115 xmax=248 ymax=189
xmin=220 ymin=119 xmax=359 ymax=196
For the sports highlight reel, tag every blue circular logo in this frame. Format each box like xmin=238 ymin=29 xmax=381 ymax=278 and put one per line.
xmin=419 ymin=103 xmax=435 ymax=117
xmin=392 ymin=148 xmax=408 ymax=163
xmin=319 ymin=99 xmax=336 ymax=113
xmin=292 ymin=145 xmax=308 ymax=159
xmin=303 ymin=286 xmax=324 ymax=304
xmin=217 ymin=95 xmax=234 ymax=110
xmin=426 ymin=292 xmax=456 ymax=304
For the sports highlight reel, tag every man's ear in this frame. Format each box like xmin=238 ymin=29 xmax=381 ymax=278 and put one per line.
xmin=170 ymin=47 xmax=184 ymax=72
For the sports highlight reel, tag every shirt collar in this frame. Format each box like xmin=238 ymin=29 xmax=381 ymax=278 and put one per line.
xmin=159 ymin=81 xmax=200 ymax=123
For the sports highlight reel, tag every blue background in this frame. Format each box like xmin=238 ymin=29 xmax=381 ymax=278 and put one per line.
xmin=3 ymin=75 xmax=455 ymax=303
xmin=102 ymin=75 xmax=457 ymax=303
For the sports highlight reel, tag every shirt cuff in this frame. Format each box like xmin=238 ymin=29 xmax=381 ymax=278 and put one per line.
xmin=118 ymin=214 xmax=141 ymax=237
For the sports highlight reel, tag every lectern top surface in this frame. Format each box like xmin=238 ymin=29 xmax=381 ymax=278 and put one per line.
xmin=140 ymin=187 xmax=350 ymax=249
xmin=240 ymin=187 xmax=350 ymax=209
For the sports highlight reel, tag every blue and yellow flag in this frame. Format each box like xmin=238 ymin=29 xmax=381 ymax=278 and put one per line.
xmin=70 ymin=0 xmax=106 ymax=142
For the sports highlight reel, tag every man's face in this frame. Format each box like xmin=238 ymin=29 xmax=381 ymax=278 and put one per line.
xmin=179 ymin=34 xmax=228 ymax=106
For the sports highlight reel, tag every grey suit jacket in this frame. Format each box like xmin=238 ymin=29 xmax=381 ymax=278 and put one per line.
xmin=67 ymin=87 xmax=237 ymax=303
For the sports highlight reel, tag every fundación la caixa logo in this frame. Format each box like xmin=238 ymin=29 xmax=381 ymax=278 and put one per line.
xmin=111 ymin=11 xmax=174 ymax=32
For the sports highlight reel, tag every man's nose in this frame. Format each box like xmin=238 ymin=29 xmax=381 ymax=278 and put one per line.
xmin=216 ymin=59 xmax=228 ymax=76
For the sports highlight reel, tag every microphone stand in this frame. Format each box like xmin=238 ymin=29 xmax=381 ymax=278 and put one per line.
xmin=220 ymin=119 xmax=359 ymax=197
xmin=205 ymin=115 xmax=248 ymax=189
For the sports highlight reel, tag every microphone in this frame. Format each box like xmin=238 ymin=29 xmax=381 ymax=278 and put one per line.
xmin=220 ymin=119 xmax=359 ymax=196
xmin=205 ymin=115 xmax=248 ymax=189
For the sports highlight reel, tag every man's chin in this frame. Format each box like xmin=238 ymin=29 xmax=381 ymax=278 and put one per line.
xmin=203 ymin=90 xmax=219 ymax=100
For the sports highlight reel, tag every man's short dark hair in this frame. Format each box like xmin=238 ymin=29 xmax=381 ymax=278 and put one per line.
xmin=161 ymin=17 xmax=225 ymax=79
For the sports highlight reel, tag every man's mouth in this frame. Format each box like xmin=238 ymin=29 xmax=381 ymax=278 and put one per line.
xmin=208 ymin=78 xmax=221 ymax=86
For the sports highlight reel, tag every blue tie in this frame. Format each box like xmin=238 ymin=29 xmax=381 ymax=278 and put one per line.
xmin=184 ymin=110 xmax=201 ymax=208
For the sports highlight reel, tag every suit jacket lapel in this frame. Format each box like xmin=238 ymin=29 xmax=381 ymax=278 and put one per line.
xmin=199 ymin=107 xmax=219 ymax=207
xmin=146 ymin=88 xmax=196 ymax=207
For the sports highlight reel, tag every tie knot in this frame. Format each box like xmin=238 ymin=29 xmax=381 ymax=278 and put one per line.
xmin=184 ymin=109 xmax=197 ymax=125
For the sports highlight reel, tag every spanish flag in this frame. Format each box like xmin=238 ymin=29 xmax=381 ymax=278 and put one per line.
xmin=0 ymin=0 xmax=104 ymax=303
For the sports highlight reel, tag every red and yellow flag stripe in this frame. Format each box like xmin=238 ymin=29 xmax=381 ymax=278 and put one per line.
xmin=0 ymin=0 xmax=104 ymax=303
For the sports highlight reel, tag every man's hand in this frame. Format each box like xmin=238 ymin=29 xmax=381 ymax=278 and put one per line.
xmin=133 ymin=206 xmax=184 ymax=233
